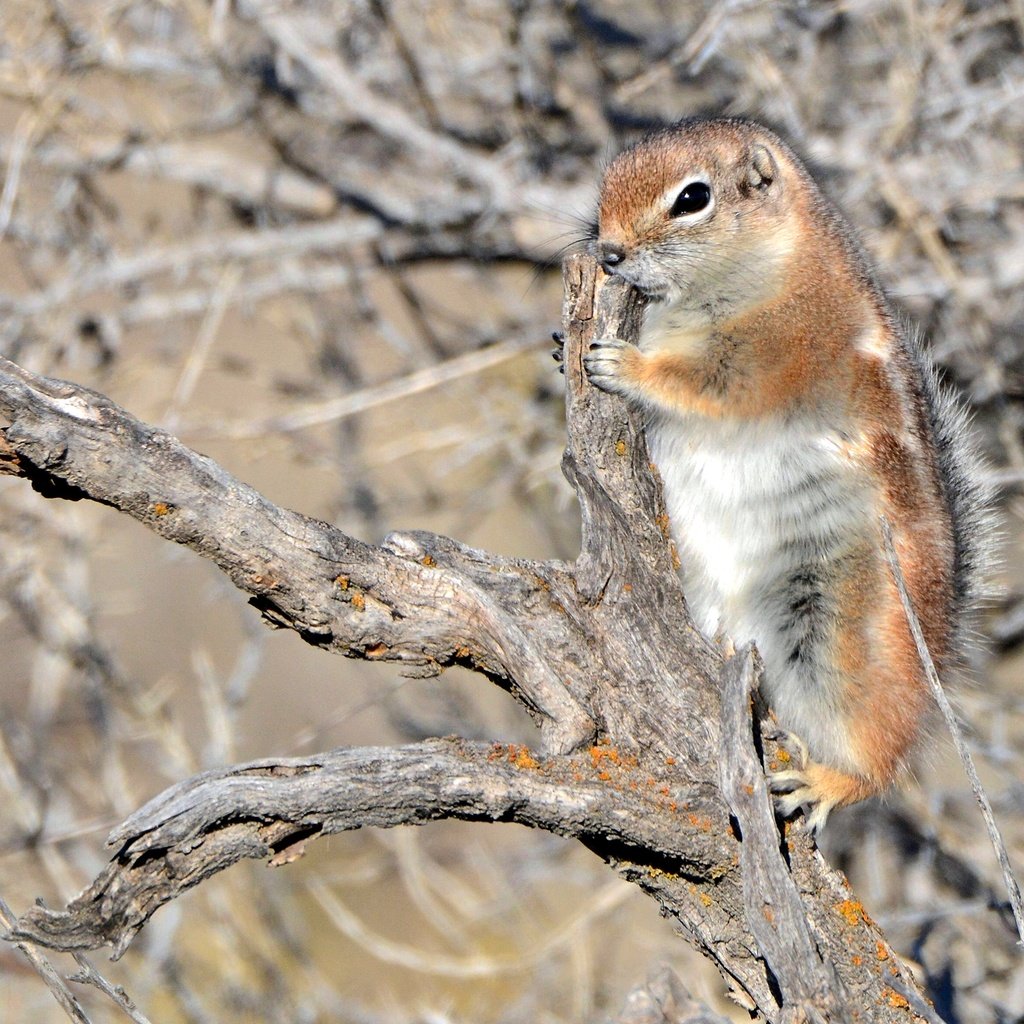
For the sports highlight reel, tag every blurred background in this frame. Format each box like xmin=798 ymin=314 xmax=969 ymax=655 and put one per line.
xmin=1 ymin=1 xmax=1023 ymax=1021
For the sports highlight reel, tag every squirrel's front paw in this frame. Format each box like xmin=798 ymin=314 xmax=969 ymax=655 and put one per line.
xmin=583 ymin=337 xmax=636 ymax=396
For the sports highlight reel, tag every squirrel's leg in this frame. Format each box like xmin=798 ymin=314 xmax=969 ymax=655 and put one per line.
xmin=768 ymin=658 xmax=927 ymax=830
xmin=768 ymin=548 xmax=934 ymax=831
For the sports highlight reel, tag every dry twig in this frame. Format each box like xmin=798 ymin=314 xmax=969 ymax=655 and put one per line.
xmin=881 ymin=516 xmax=1024 ymax=945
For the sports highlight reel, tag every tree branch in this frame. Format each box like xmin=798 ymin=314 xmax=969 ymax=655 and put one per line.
xmin=613 ymin=966 xmax=733 ymax=1024
xmin=0 ymin=254 xmax=954 ymax=1021
xmin=719 ymin=648 xmax=849 ymax=1023
xmin=0 ymin=895 xmax=94 ymax=1024
xmin=10 ymin=738 xmax=718 ymax=960
xmin=0 ymin=355 xmax=593 ymax=752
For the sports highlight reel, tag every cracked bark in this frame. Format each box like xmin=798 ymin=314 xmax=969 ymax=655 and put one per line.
xmin=0 ymin=254 xmax=942 ymax=1022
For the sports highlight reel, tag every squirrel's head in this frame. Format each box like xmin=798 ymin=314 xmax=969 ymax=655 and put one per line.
xmin=596 ymin=118 xmax=807 ymax=323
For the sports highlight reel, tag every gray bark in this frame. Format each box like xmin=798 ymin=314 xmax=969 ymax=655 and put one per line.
xmin=0 ymin=254 xmax=940 ymax=1021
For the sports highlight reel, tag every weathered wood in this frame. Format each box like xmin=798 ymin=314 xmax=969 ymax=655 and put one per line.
xmin=719 ymin=648 xmax=849 ymax=1023
xmin=612 ymin=965 xmax=733 ymax=1024
xmin=0 ymin=253 xmax=945 ymax=1022
xmin=0 ymin=355 xmax=594 ymax=754
xmin=13 ymin=739 xmax=717 ymax=960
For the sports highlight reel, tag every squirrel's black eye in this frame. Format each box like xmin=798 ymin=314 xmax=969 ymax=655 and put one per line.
xmin=669 ymin=182 xmax=712 ymax=217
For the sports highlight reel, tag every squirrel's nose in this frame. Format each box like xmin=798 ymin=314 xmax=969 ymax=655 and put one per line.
xmin=598 ymin=242 xmax=626 ymax=274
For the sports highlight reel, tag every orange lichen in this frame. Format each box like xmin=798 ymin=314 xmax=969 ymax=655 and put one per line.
xmin=876 ymin=941 xmax=889 ymax=961
xmin=455 ymin=646 xmax=471 ymax=659
xmin=598 ymin=771 xmax=611 ymax=781
xmin=660 ymin=785 xmax=670 ymax=796
xmin=335 ymin=575 xmax=350 ymax=590
xmin=670 ymin=542 xmax=681 ymax=570
xmin=351 ymin=593 xmax=366 ymax=611
xmin=614 ymin=439 xmax=627 ymax=456
xmin=365 ymin=643 xmax=387 ymax=658
xmin=686 ymin=813 xmax=713 ymax=832
xmin=152 ymin=502 xmax=172 ymax=516
xmin=421 ymin=554 xmax=436 ymax=567
xmin=776 ymin=747 xmax=792 ymax=764
xmin=589 ymin=745 xmax=621 ymax=767
xmin=507 ymin=745 xmax=539 ymax=770
xmin=852 ymin=955 xmax=862 ymax=966
xmin=881 ymin=988 xmax=909 ymax=1010
xmin=655 ymin=513 xmax=671 ymax=539
xmin=836 ymin=899 xmax=864 ymax=927
xmin=698 ymin=891 xmax=713 ymax=908
xmin=664 ymin=757 xmax=676 ymax=766
xmin=622 ymin=583 xmax=633 ymax=593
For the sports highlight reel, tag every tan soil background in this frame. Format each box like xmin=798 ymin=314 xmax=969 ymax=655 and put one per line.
xmin=1 ymin=1 xmax=1023 ymax=1021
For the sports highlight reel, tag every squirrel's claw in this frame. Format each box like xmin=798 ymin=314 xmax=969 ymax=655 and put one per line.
xmin=551 ymin=331 xmax=565 ymax=373
xmin=771 ymin=778 xmax=837 ymax=833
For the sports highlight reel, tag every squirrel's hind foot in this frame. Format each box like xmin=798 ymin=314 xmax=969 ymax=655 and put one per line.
xmin=770 ymin=771 xmax=839 ymax=833
xmin=767 ymin=732 xmax=879 ymax=833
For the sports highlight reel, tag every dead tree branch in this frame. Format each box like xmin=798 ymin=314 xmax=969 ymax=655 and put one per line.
xmin=11 ymin=738 xmax=714 ymax=960
xmin=719 ymin=649 xmax=849 ymax=1023
xmin=0 ymin=894 xmax=93 ymax=1024
xmin=612 ymin=966 xmax=733 ymax=1024
xmin=0 ymin=254 xmax=947 ymax=1021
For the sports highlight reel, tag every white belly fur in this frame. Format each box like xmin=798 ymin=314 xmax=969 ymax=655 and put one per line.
xmin=648 ymin=411 xmax=874 ymax=773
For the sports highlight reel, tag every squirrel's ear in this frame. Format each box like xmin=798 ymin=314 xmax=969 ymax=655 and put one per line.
xmin=743 ymin=144 xmax=778 ymax=192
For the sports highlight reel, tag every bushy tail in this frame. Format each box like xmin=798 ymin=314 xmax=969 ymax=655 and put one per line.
xmin=907 ymin=329 xmax=999 ymax=653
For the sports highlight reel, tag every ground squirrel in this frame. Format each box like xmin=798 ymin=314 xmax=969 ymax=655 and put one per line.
xmin=571 ymin=116 xmax=991 ymax=829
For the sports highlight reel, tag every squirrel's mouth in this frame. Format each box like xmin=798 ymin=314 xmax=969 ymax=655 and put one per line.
xmin=598 ymin=256 xmax=670 ymax=302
